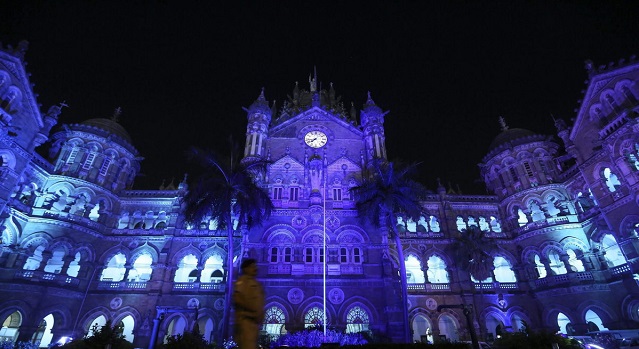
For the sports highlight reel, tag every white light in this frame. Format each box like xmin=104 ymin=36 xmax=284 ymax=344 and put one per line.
xmin=57 ymin=336 xmax=73 ymax=345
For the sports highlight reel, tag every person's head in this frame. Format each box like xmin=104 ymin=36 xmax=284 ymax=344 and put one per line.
xmin=241 ymin=258 xmax=258 ymax=276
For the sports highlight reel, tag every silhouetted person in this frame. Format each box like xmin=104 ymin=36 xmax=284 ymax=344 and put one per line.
xmin=233 ymin=258 xmax=264 ymax=349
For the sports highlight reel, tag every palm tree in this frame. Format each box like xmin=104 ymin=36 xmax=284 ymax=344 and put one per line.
xmin=350 ymin=159 xmax=429 ymax=343
xmin=182 ymin=143 xmax=274 ymax=340
xmin=451 ymin=225 xmax=496 ymax=282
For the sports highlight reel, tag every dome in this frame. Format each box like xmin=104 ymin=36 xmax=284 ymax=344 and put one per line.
xmin=488 ymin=128 xmax=539 ymax=152
xmin=80 ymin=118 xmax=133 ymax=144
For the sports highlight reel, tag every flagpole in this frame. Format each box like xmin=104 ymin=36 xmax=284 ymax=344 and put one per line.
xmin=322 ymin=161 xmax=327 ymax=337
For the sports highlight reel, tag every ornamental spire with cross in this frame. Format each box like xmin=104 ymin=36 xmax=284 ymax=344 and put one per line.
xmin=112 ymin=107 xmax=122 ymax=122
xmin=498 ymin=116 xmax=509 ymax=131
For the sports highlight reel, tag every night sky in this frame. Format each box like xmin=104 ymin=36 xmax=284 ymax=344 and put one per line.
xmin=2 ymin=1 xmax=639 ymax=193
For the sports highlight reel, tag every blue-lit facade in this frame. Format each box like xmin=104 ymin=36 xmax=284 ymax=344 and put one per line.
xmin=1 ymin=43 xmax=639 ymax=347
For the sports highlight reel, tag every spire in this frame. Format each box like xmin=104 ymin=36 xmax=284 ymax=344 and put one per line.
xmin=112 ymin=107 xmax=122 ymax=123
xmin=498 ymin=116 xmax=509 ymax=131
xmin=244 ymin=87 xmax=271 ymax=116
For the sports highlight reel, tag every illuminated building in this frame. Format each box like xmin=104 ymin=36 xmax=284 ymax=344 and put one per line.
xmin=1 ymin=42 xmax=639 ymax=347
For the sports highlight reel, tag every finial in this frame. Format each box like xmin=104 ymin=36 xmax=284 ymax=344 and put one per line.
xmin=112 ymin=107 xmax=122 ymax=122
xmin=498 ymin=116 xmax=509 ymax=131
xmin=258 ymin=87 xmax=266 ymax=100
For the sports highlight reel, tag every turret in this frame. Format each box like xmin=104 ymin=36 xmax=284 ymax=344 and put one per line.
xmin=242 ymin=88 xmax=271 ymax=160
xmin=48 ymin=108 xmax=142 ymax=193
xmin=479 ymin=117 xmax=559 ymax=198
xmin=360 ymin=92 xmax=388 ymax=161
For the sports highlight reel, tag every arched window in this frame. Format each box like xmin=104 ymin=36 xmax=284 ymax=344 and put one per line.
xmin=548 ymin=251 xmax=567 ymax=275
xmin=438 ymin=314 xmax=459 ymax=342
xmin=426 ymin=255 xmax=449 ymax=283
xmin=478 ymin=216 xmax=489 ymax=232
xmin=517 ymin=208 xmax=528 ymax=226
xmin=164 ymin=316 xmax=187 ymax=343
xmin=23 ymin=245 xmax=45 ymax=271
xmin=31 ymin=314 xmax=54 ymax=348
xmin=67 ymin=252 xmax=81 ymax=277
xmin=130 ymin=253 xmax=153 ymax=282
xmin=485 ymin=314 xmax=504 ymax=342
xmin=118 ymin=315 xmax=135 ymax=343
xmin=405 ymin=255 xmax=425 ymax=283
xmin=201 ymin=254 xmax=224 ymax=283
xmin=304 ymin=306 xmax=326 ymax=328
xmin=456 ymin=216 xmax=466 ymax=232
xmin=557 ymin=312 xmax=573 ymax=335
xmin=86 ymin=315 xmax=107 ymax=335
xmin=603 ymin=167 xmax=621 ymax=192
xmin=511 ymin=313 xmax=526 ymax=333
xmin=534 ymin=254 xmax=547 ymax=278
xmin=429 ymin=216 xmax=441 ymax=232
xmin=44 ymin=248 xmax=65 ymax=274
xmin=566 ymin=249 xmax=585 ymax=272
xmin=0 ymin=311 xmax=22 ymax=342
xmin=493 ymin=256 xmax=516 ymax=282
xmin=345 ymin=306 xmax=370 ymax=334
xmin=489 ymin=216 xmax=502 ymax=232
xmin=100 ymin=253 xmax=126 ymax=281
xmin=174 ymin=254 xmax=198 ymax=282
xmin=412 ymin=314 xmax=433 ymax=343
xmin=197 ymin=316 xmax=215 ymax=344
xmin=601 ymin=234 xmax=626 ymax=267
xmin=585 ymin=309 xmax=609 ymax=332
xmin=262 ymin=306 xmax=286 ymax=339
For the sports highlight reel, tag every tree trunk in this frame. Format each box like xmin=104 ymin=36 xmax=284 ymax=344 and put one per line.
xmin=222 ymin=216 xmax=234 ymax=340
xmin=390 ymin=215 xmax=411 ymax=343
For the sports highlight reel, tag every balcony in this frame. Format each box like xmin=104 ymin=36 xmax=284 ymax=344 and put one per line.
xmin=14 ymin=270 xmax=80 ymax=287
xmin=172 ymin=282 xmax=225 ymax=292
xmin=533 ymin=271 xmax=594 ymax=289
xmin=407 ymin=283 xmax=451 ymax=293
xmin=97 ymin=281 xmax=148 ymax=290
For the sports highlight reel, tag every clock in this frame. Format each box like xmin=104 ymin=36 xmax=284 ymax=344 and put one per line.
xmin=304 ymin=130 xmax=328 ymax=148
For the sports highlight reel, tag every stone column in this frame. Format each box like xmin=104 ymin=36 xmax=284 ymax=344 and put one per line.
xmin=540 ymin=258 xmax=553 ymax=276
xmin=37 ymin=250 xmax=53 ymax=272
xmin=560 ymin=253 xmax=573 ymax=273
xmin=59 ymin=255 xmax=75 ymax=275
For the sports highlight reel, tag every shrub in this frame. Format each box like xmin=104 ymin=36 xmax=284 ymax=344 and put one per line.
xmin=272 ymin=329 xmax=368 ymax=348
xmin=59 ymin=320 xmax=134 ymax=349
xmin=0 ymin=342 xmax=40 ymax=349
xmin=162 ymin=330 xmax=216 ymax=349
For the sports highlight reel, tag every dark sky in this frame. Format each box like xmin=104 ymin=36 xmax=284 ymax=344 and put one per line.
xmin=2 ymin=1 xmax=639 ymax=193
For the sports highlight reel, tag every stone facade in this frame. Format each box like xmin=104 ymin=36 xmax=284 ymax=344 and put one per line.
xmin=1 ymin=43 xmax=639 ymax=347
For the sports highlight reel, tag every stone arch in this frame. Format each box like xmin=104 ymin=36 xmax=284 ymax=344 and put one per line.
xmin=337 ymin=296 xmax=379 ymax=324
xmin=130 ymin=244 xmax=159 ymax=264
xmin=20 ymin=232 xmax=51 ymax=251
xmin=505 ymin=307 xmax=534 ymax=331
xmin=334 ymin=226 xmax=369 ymax=243
xmin=435 ymin=309 xmax=462 ymax=342
xmin=264 ymin=298 xmax=293 ymax=325
xmin=264 ymin=225 xmax=297 ymax=244
xmin=100 ymin=245 xmax=131 ymax=265
xmin=30 ymin=305 xmax=72 ymax=332
xmin=559 ymin=236 xmax=589 ymax=253
xmin=0 ymin=300 xmax=30 ymax=330
xmin=0 ymin=150 xmax=16 ymax=169
xmin=619 ymin=215 xmax=639 ymax=240
xmin=78 ymin=307 xmax=111 ymax=334
xmin=171 ymin=245 xmax=202 ymax=266
xmin=577 ymin=300 xmax=619 ymax=326
xmin=1 ymin=219 xmax=19 ymax=246
xmin=481 ymin=307 xmax=507 ymax=340
xmin=72 ymin=243 xmax=96 ymax=264
xmin=296 ymin=297 xmax=335 ymax=326
xmin=542 ymin=304 xmax=577 ymax=333
xmin=202 ymin=245 xmax=227 ymax=262
xmin=300 ymin=228 xmax=331 ymax=244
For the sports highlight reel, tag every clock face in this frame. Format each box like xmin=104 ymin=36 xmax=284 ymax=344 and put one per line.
xmin=304 ymin=130 xmax=328 ymax=148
